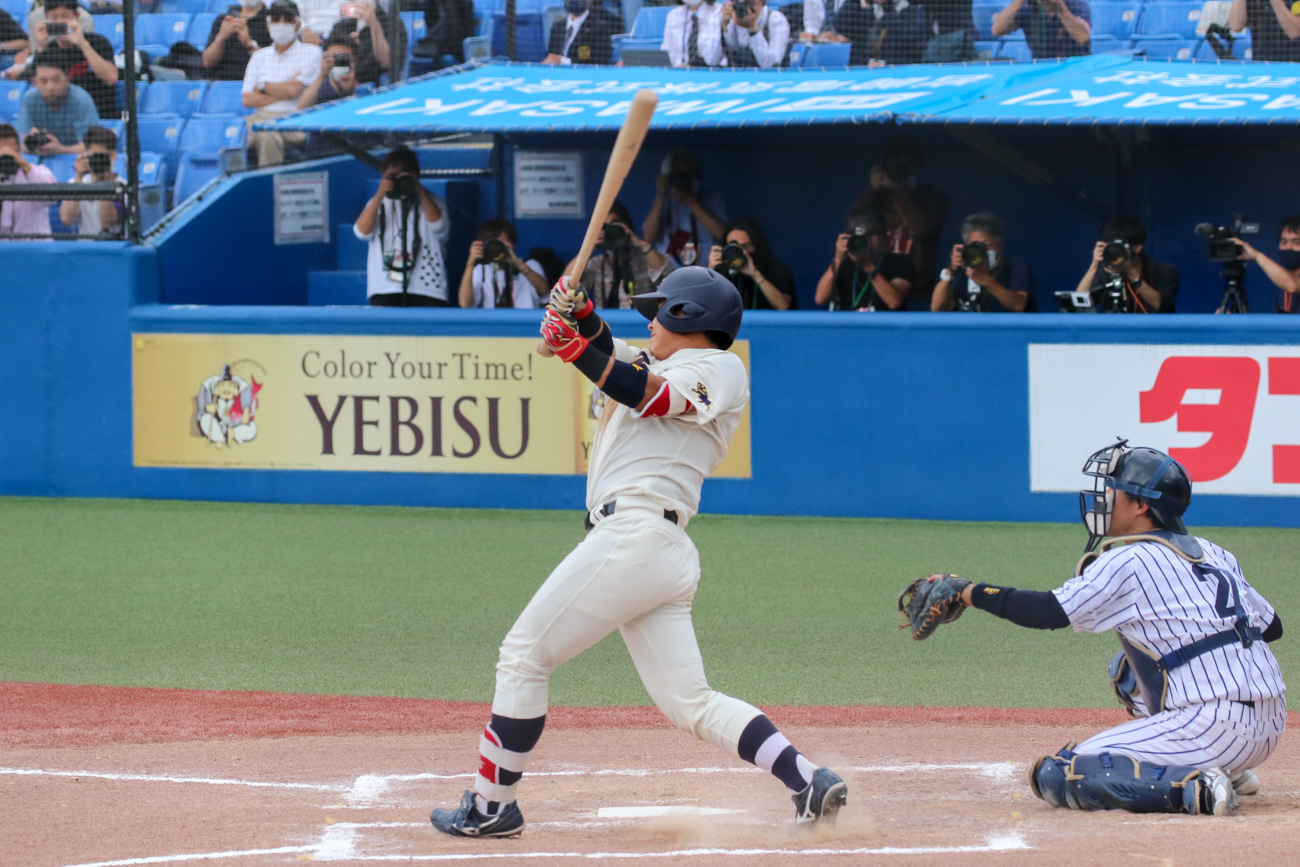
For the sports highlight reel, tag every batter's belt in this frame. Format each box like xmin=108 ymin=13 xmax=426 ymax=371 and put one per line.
xmin=584 ymin=496 xmax=681 ymax=532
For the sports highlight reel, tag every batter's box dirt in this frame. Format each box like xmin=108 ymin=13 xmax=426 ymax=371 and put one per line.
xmin=4 ymin=723 xmax=1299 ymax=867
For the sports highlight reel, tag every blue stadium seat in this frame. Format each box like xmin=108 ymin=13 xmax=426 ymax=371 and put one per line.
xmin=787 ymin=42 xmax=807 ymax=66
xmin=115 ymin=151 xmax=165 ymax=186
xmin=207 ymin=0 xmax=237 ymax=11
xmin=800 ymin=42 xmax=849 ymax=68
xmin=0 ymin=0 xmax=28 ymax=19
xmin=99 ymin=14 xmax=126 ymax=52
xmin=173 ymin=151 xmax=223 ymax=204
xmin=998 ymin=39 xmax=1033 ymax=60
xmin=400 ymin=11 xmax=426 ymax=56
xmin=142 ymin=80 xmax=210 ymax=117
xmin=160 ymin=0 xmax=209 ymax=12
xmin=488 ymin=11 xmax=547 ymax=61
xmin=1092 ymin=37 xmax=1135 ymax=52
xmin=115 ymin=81 xmax=149 ymax=115
xmin=0 ymin=81 xmax=25 ymax=121
xmin=1089 ymin=3 xmax=1141 ymax=39
xmin=188 ymin=11 xmax=219 ymax=43
xmin=95 ymin=118 xmax=124 ymax=148
xmin=463 ymin=34 xmax=490 ymax=60
xmin=136 ymin=13 xmax=194 ymax=48
xmin=178 ymin=115 xmax=247 ymax=153
xmin=136 ymin=114 xmax=185 ymax=183
xmin=972 ymin=3 xmax=997 ymax=38
xmin=1134 ymin=37 xmax=1197 ymax=58
xmin=1194 ymin=30 xmax=1250 ymax=59
xmin=40 ymin=154 xmax=79 ymax=182
xmin=1136 ymin=3 xmax=1203 ymax=38
xmin=629 ymin=4 xmax=671 ymax=39
xmin=199 ymin=80 xmax=249 ymax=115
xmin=974 ymin=39 xmax=999 ymax=59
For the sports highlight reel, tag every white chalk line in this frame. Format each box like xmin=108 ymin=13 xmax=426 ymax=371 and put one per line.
xmin=0 ymin=767 xmax=338 ymax=792
xmin=598 ymin=806 xmax=747 ymax=818
xmin=52 ymin=846 xmax=319 ymax=867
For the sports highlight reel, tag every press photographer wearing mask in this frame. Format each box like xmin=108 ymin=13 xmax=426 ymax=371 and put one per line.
xmin=543 ymin=0 xmax=619 ymax=65
xmin=354 ymin=147 xmax=452 ymax=307
xmin=241 ymin=0 xmax=321 ymax=167
xmin=1075 ymin=216 xmax=1178 ymax=314
xmin=663 ymin=0 xmax=725 ymax=67
xmin=815 ymin=210 xmax=914 ymax=311
xmin=459 ymin=218 xmax=549 ymax=309
xmin=644 ymin=147 xmax=727 ymax=268
xmin=931 ymin=211 xmax=1035 ymax=312
xmin=572 ymin=201 xmax=673 ymax=309
xmin=708 ymin=217 xmax=795 ymax=310
xmin=722 ymin=0 xmax=790 ymax=68
xmin=298 ymin=36 xmax=357 ymax=107
xmin=1233 ymin=215 xmax=1300 ymax=313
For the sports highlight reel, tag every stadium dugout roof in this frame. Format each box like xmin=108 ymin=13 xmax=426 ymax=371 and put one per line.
xmin=264 ymin=56 xmax=1300 ymax=135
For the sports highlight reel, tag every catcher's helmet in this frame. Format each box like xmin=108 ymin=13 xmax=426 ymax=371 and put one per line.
xmin=1080 ymin=439 xmax=1192 ymax=551
xmin=632 ymin=266 xmax=743 ymax=350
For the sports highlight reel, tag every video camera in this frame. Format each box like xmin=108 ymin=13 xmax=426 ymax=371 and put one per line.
xmin=480 ymin=238 xmax=509 ymax=265
xmin=1196 ymin=217 xmax=1259 ymax=263
xmin=601 ymin=222 xmax=630 ymax=251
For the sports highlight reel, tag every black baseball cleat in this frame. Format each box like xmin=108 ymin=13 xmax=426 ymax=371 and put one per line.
xmin=430 ymin=790 xmax=526 ymax=838
xmin=792 ymin=767 xmax=848 ymax=825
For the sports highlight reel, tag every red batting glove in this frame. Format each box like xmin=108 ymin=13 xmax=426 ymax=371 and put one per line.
xmin=540 ymin=310 xmax=588 ymax=363
xmin=548 ymin=276 xmax=593 ymax=321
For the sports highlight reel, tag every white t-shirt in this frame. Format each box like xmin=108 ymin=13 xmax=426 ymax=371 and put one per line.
xmin=470 ymin=260 xmax=544 ymax=308
xmin=297 ymin=0 xmax=344 ymax=37
xmin=354 ymin=194 xmax=452 ymax=301
xmin=585 ymin=340 xmax=748 ymax=519
xmin=1053 ymin=537 xmax=1286 ymax=707
xmin=241 ymin=40 xmax=322 ymax=113
xmin=72 ymin=173 xmax=116 ymax=235
xmin=723 ymin=5 xmax=790 ymax=68
xmin=662 ymin=2 xmax=726 ymax=67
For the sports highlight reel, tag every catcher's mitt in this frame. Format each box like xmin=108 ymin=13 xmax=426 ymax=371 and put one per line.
xmin=897 ymin=574 xmax=972 ymax=641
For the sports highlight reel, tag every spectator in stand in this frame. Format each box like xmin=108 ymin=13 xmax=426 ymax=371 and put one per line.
xmin=6 ymin=0 xmax=115 ymax=119
xmin=1075 ymin=216 xmax=1178 ymax=313
xmin=931 ymin=211 xmax=1036 ymax=312
xmin=543 ymin=0 xmax=620 ymax=65
xmin=0 ymin=8 xmax=26 ymax=55
xmin=850 ymin=134 xmax=948 ymax=296
xmin=708 ymin=216 xmax=796 ymax=309
xmin=820 ymin=0 xmax=929 ymax=65
xmin=815 ymin=209 xmax=914 ymax=311
xmin=27 ymin=0 xmax=94 ymax=39
xmin=800 ymin=0 xmax=846 ymax=40
xmin=992 ymin=0 xmax=1091 ymax=58
xmin=16 ymin=50 xmax=96 ymax=155
xmin=663 ymin=0 xmax=726 ymax=67
xmin=325 ymin=3 xmax=403 ymax=85
xmin=298 ymin=35 xmax=357 ymax=107
xmin=923 ymin=0 xmax=978 ymax=61
xmin=296 ymin=0 xmax=343 ymax=43
xmin=574 ymin=201 xmax=673 ymax=309
xmin=355 ymin=147 xmax=452 ymax=307
xmin=204 ymin=0 xmax=272 ymax=81
xmin=412 ymin=0 xmax=477 ymax=66
xmin=1232 ymin=215 xmax=1300 ymax=313
xmin=1228 ymin=0 xmax=1300 ymax=60
xmin=242 ymin=0 xmax=321 ymax=166
xmin=458 ymin=218 xmax=550 ymax=309
xmin=643 ymin=148 xmax=727 ymax=268
xmin=722 ymin=0 xmax=789 ymax=67
xmin=59 ymin=124 xmax=120 ymax=237
xmin=0 ymin=122 xmax=55 ymax=239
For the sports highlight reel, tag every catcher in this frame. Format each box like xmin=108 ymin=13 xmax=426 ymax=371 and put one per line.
xmin=899 ymin=440 xmax=1285 ymax=816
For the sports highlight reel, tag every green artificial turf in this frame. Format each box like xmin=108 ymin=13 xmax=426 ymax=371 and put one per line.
xmin=1 ymin=497 xmax=1294 ymax=708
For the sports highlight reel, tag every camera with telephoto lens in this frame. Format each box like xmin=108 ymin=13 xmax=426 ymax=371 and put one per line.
xmin=719 ymin=242 xmax=748 ymax=273
xmin=24 ymin=130 xmax=50 ymax=152
xmin=46 ymin=21 xmax=68 ymax=35
xmin=666 ymin=171 xmax=694 ymax=194
xmin=481 ymin=238 xmax=509 ymax=265
xmin=386 ymin=173 xmax=419 ymax=200
xmin=87 ymin=151 xmax=113 ymax=178
xmin=1102 ymin=240 xmax=1132 ymax=269
xmin=732 ymin=0 xmax=752 ymax=17
xmin=960 ymin=241 xmax=989 ymax=269
xmin=601 ymin=222 xmax=630 ymax=251
xmin=1196 ymin=217 xmax=1259 ymax=263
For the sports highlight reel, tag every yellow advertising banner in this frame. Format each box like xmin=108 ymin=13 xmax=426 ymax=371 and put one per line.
xmin=133 ymin=333 xmax=751 ymax=477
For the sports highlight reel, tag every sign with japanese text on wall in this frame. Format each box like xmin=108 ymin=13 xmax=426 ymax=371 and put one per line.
xmin=1029 ymin=344 xmax=1300 ymax=496
xmin=132 ymin=333 xmax=751 ymax=478
xmin=514 ymin=151 xmax=583 ymax=218
xmin=273 ymin=171 xmax=330 ymax=245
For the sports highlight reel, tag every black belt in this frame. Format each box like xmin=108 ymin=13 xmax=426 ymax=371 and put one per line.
xmin=584 ymin=500 xmax=679 ymax=531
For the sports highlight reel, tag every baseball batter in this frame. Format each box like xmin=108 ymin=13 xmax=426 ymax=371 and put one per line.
xmin=901 ymin=440 xmax=1285 ymax=816
xmin=430 ymin=267 xmax=847 ymax=838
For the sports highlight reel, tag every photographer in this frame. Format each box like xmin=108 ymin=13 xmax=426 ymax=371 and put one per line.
xmin=458 ymin=218 xmax=549 ymax=309
xmin=204 ymin=0 xmax=271 ymax=81
xmin=992 ymin=0 xmax=1091 ymax=59
xmin=708 ymin=217 xmax=796 ymax=310
xmin=354 ymin=146 xmax=451 ymax=307
xmin=15 ymin=50 xmax=96 ymax=155
xmin=1228 ymin=0 xmax=1300 ymax=61
xmin=572 ymin=201 xmax=673 ymax=309
xmin=931 ymin=211 xmax=1035 ymax=312
xmin=0 ymin=122 xmax=55 ymax=240
xmin=1233 ymin=216 xmax=1300 ymax=314
xmin=820 ymin=0 xmax=929 ymax=66
xmin=662 ymin=0 xmax=726 ymax=67
xmin=643 ymin=148 xmax=727 ymax=268
xmin=324 ymin=4 xmax=403 ymax=86
xmin=722 ymin=0 xmax=790 ymax=68
xmin=298 ymin=36 xmax=356 ymax=108
xmin=814 ymin=209 xmax=914 ymax=311
xmin=1075 ymin=216 xmax=1178 ymax=314
xmin=58 ymin=124 xmax=120 ymax=237
xmin=850 ymin=134 xmax=948 ymax=295
xmin=11 ymin=0 xmax=116 ymax=120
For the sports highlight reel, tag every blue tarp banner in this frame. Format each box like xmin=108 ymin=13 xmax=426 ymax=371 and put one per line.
xmin=265 ymin=59 xmax=1092 ymax=133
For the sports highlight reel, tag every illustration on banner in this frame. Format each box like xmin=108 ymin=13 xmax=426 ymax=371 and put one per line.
xmin=194 ymin=362 xmax=263 ymax=448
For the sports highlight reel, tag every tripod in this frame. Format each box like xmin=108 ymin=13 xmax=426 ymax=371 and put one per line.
xmin=1219 ymin=260 xmax=1249 ymax=314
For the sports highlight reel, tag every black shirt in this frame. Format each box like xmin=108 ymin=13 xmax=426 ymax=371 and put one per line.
xmin=832 ymin=1 xmax=928 ymax=66
xmin=1245 ymin=0 xmax=1300 ymax=61
xmin=22 ymin=35 xmax=117 ymax=118
xmin=328 ymin=11 xmax=407 ymax=85
xmin=1088 ymin=256 xmax=1179 ymax=313
xmin=831 ymin=253 xmax=914 ymax=311
xmin=547 ymin=7 xmax=621 ymax=65
xmin=204 ymin=7 xmax=272 ymax=81
xmin=719 ymin=258 xmax=797 ymax=310
xmin=947 ymin=257 xmax=1038 ymax=312
xmin=0 ymin=8 xmax=26 ymax=44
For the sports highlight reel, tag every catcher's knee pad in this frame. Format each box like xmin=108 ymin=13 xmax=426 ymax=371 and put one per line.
xmin=1034 ymin=750 xmax=1204 ymax=814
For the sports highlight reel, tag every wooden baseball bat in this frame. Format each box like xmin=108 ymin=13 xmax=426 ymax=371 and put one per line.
xmin=538 ymin=89 xmax=659 ymax=358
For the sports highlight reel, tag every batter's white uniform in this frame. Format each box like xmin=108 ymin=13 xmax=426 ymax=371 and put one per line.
xmin=487 ymin=339 xmax=761 ymax=792
xmin=1055 ymin=537 xmax=1286 ymax=774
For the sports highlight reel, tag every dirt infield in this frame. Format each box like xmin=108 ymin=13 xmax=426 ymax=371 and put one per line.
xmin=4 ymin=683 xmax=1299 ymax=867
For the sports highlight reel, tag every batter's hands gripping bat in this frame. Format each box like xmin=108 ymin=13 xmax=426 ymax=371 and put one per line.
xmin=538 ymin=89 xmax=659 ymax=358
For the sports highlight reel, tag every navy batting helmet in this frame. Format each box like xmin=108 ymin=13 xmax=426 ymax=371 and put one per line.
xmin=1080 ymin=439 xmax=1192 ymax=550
xmin=632 ymin=266 xmax=743 ymax=350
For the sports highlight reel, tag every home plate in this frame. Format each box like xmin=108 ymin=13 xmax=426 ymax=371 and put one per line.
xmin=598 ymin=806 xmax=748 ymax=818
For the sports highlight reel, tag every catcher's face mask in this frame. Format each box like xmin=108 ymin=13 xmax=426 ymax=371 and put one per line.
xmin=1080 ymin=439 xmax=1128 ymax=552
